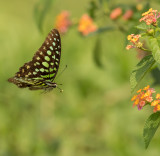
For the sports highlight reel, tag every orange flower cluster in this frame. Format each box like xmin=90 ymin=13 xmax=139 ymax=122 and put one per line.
xmin=139 ymin=8 xmax=160 ymax=26
xmin=131 ymin=85 xmax=160 ymax=112
xmin=110 ymin=8 xmax=122 ymax=20
xmin=110 ymin=8 xmax=133 ymax=21
xmin=136 ymin=4 xmax=143 ymax=11
xmin=131 ymin=85 xmax=154 ymax=110
xmin=55 ymin=11 xmax=72 ymax=34
xmin=151 ymin=94 xmax=160 ymax=112
xmin=78 ymin=14 xmax=97 ymax=36
xmin=123 ymin=10 xmax=133 ymax=20
xmin=126 ymin=34 xmax=142 ymax=50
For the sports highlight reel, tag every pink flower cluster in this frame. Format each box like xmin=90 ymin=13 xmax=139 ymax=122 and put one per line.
xmin=139 ymin=8 xmax=160 ymax=26
xmin=131 ymin=85 xmax=155 ymax=110
xmin=78 ymin=14 xmax=97 ymax=36
xmin=55 ymin=11 xmax=72 ymax=34
xmin=131 ymin=85 xmax=160 ymax=112
xmin=110 ymin=8 xmax=133 ymax=20
xmin=126 ymin=34 xmax=141 ymax=50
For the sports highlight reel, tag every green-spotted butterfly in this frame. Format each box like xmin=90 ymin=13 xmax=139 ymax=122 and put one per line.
xmin=8 ymin=29 xmax=62 ymax=92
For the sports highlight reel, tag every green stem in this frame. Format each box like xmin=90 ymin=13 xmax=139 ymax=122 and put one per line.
xmin=139 ymin=47 xmax=152 ymax=52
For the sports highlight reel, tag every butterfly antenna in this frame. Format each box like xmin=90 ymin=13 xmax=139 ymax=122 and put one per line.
xmin=55 ymin=65 xmax=67 ymax=80
xmin=57 ymin=86 xmax=63 ymax=93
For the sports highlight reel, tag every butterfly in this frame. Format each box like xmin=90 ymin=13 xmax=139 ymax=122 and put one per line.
xmin=8 ymin=29 xmax=63 ymax=92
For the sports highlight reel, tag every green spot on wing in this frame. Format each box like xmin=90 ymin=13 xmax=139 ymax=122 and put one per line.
xmin=40 ymin=68 xmax=45 ymax=72
xmin=36 ymin=62 xmax=40 ymax=65
xmin=32 ymin=77 xmax=43 ymax=80
xmin=49 ymin=68 xmax=54 ymax=72
xmin=35 ymin=68 xmax=39 ymax=72
xmin=47 ymin=50 xmax=51 ymax=55
xmin=42 ymin=62 xmax=49 ymax=68
xmin=50 ymin=73 xmax=55 ymax=78
xmin=52 ymin=55 xmax=55 ymax=59
xmin=45 ymin=56 xmax=50 ymax=61
xmin=53 ymin=42 xmax=56 ymax=46
xmin=41 ymin=75 xmax=49 ymax=78
xmin=50 ymin=46 xmax=53 ymax=50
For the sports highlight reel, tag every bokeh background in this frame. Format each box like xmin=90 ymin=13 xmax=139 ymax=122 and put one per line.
xmin=1 ymin=0 xmax=160 ymax=155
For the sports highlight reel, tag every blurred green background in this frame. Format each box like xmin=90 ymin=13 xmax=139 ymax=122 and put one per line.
xmin=1 ymin=0 xmax=160 ymax=155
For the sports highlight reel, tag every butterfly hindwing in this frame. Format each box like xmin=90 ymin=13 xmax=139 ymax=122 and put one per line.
xmin=8 ymin=29 xmax=61 ymax=89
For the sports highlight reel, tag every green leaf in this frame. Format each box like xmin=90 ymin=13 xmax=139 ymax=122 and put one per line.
xmin=135 ymin=23 xmax=151 ymax=31
xmin=149 ymin=37 xmax=160 ymax=64
xmin=143 ymin=112 xmax=160 ymax=149
xmin=87 ymin=0 xmax=98 ymax=19
xmin=93 ymin=38 xmax=104 ymax=68
xmin=34 ymin=0 xmax=53 ymax=32
xmin=130 ymin=55 xmax=155 ymax=93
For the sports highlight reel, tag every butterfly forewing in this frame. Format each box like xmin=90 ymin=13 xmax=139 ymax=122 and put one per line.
xmin=8 ymin=29 xmax=61 ymax=89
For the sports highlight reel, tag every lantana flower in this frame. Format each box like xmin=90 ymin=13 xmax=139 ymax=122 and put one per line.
xmin=139 ymin=8 xmax=160 ymax=26
xmin=151 ymin=93 xmax=160 ymax=112
xmin=131 ymin=85 xmax=155 ymax=110
xmin=136 ymin=4 xmax=143 ymax=11
xmin=110 ymin=7 xmax=122 ymax=20
xmin=131 ymin=85 xmax=160 ymax=113
xmin=55 ymin=11 xmax=72 ymax=34
xmin=123 ymin=9 xmax=133 ymax=20
xmin=78 ymin=14 xmax=97 ymax=36
xmin=126 ymin=34 xmax=142 ymax=50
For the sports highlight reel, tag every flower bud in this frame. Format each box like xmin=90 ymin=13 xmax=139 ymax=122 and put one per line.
xmin=146 ymin=29 xmax=154 ymax=36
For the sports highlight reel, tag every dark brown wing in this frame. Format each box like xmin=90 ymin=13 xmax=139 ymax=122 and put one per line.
xmin=8 ymin=29 xmax=61 ymax=87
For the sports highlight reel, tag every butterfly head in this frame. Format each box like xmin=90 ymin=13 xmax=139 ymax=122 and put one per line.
xmin=45 ymin=82 xmax=57 ymax=88
xmin=45 ymin=81 xmax=63 ymax=92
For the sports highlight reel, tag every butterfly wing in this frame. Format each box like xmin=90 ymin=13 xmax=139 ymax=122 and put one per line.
xmin=8 ymin=29 xmax=61 ymax=89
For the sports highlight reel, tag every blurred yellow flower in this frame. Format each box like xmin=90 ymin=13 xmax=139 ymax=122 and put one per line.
xmin=131 ymin=95 xmax=137 ymax=101
xmin=123 ymin=9 xmax=133 ymax=20
xmin=110 ymin=7 xmax=122 ymax=20
xmin=143 ymin=85 xmax=150 ymax=90
xmin=55 ymin=11 xmax=72 ymax=34
xmin=151 ymin=100 xmax=159 ymax=106
xmin=153 ymin=104 xmax=160 ymax=112
xmin=156 ymin=93 xmax=160 ymax=99
xmin=136 ymin=4 xmax=143 ymax=11
xmin=78 ymin=14 xmax=97 ymax=36
xmin=137 ymin=89 xmax=142 ymax=93
xmin=127 ymin=34 xmax=133 ymax=40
